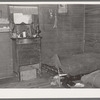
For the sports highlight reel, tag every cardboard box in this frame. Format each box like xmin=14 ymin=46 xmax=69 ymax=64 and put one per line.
xmin=20 ymin=65 xmax=37 ymax=81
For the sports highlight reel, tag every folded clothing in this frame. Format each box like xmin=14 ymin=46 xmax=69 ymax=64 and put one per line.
xmin=81 ymin=70 xmax=100 ymax=88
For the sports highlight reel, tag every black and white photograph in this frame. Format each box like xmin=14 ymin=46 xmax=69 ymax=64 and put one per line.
xmin=0 ymin=1 xmax=100 ymax=90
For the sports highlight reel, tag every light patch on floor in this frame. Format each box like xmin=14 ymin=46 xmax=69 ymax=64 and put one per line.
xmin=0 ymin=78 xmax=52 ymax=88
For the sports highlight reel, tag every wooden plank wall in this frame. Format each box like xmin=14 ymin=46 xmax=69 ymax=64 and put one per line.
xmin=39 ymin=4 xmax=100 ymax=65
xmin=0 ymin=5 xmax=13 ymax=78
xmin=39 ymin=4 xmax=84 ymax=64
xmin=0 ymin=33 xmax=13 ymax=78
xmin=39 ymin=5 xmax=57 ymax=64
xmin=85 ymin=5 xmax=100 ymax=53
xmin=58 ymin=5 xmax=84 ymax=55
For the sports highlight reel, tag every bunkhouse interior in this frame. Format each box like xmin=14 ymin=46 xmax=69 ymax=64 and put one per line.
xmin=0 ymin=4 xmax=100 ymax=88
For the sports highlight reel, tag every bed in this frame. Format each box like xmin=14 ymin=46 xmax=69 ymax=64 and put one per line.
xmin=42 ymin=53 xmax=100 ymax=88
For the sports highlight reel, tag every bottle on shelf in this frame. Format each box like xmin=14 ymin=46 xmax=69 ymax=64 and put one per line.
xmin=35 ymin=24 xmax=41 ymax=37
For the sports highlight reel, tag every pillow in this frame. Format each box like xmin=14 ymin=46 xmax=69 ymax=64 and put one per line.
xmin=81 ymin=70 xmax=100 ymax=88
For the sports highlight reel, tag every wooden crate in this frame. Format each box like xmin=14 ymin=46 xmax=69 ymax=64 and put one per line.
xmin=20 ymin=66 xmax=37 ymax=81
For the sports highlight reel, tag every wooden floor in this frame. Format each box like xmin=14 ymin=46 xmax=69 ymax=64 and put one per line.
xmin=0 ymin=77 xmax=53 ymax=88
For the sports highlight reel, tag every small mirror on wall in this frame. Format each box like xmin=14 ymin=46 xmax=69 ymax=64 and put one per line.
xmin=58 ymin=4 xmax=67 ymax=13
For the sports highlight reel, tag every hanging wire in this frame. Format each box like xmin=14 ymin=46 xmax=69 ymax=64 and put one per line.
xmin=53 ymin=10 xmax=57 ymax=29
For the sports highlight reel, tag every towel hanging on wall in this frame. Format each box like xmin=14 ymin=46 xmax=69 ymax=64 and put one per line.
xmin=53 ymin=10 xmax=57 ymax=28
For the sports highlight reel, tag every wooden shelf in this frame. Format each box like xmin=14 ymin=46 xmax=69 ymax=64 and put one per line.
xmin=11 ymin=37 xmax=41 ymax=39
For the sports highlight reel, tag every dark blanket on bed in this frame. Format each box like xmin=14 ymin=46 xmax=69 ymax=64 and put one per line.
xmin=60 ymin=53 xmax=100 ymax=76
